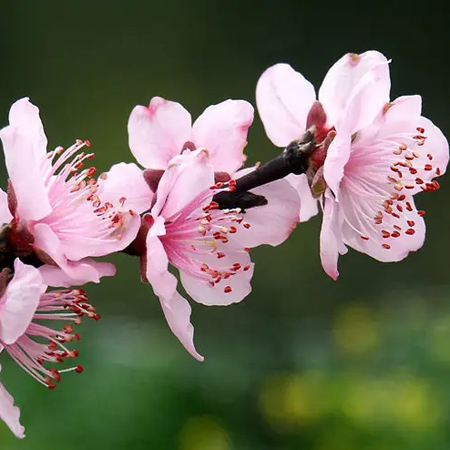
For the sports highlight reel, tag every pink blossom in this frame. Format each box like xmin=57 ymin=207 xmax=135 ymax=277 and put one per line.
xmin=138 ymin=148 xmax=260 ymax=360
xmin=0 ymin=98 xmax=141 ymax=286
xmin=257 ymin=51 xmax=448 ymax=279
xmin=0 ymin=259 xmax=99 ymax=437
xmin=128 ymin=96 xmax=254 ymax=180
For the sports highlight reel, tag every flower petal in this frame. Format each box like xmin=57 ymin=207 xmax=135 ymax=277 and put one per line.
xmin=128 ymin=97 xmax=192 ymax=169
xmin=0 ymin=376 xmax=25 ymax=438
xmin=159 ymin=290 xmax=203 ymax=361
xmin=180 ymin=250 xmax=254 ymax=306
xmin=319 ymin=51 xmax=391 ymax=133
xmin=192 ymin=99 xmax=253 ymax=174
xmin=145 ymin=225 xmax=177 ymax=300
xmin=0 ymin=260 xmax=42 ymax=344
xmin=39 ymin=260 xmax=116 ymax=287
xmin=0 ymin=101 xmax=52 ymax=221
xmin=320 ymin=192 xmax=346 ymax=280
xmin=97 ymin=163 xmax=154 ymax=214
xmin=231 ymin=173 xmax=300 ymax=247
xmin=285 ymin=173 xmax=319 ymax=222
xmin=33 ymin=223 xmax=117 ymax=284
xmin=256 ymin=63 xmax=316 ymax=147
xmin=0 ymin=188 xmax=12 ymax=224
xmin=323 ymin=128 xmax=352 ymax=198
xmin=152 ymin=149 xmax=214 ymax=220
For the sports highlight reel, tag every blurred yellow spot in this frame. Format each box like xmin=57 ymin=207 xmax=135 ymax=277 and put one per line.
xmin=334 ymin=303 xmax=379 ymax=355
xmin=259 ymin=371 xmax=326 ymax=432
xmin=179 ymin=416 xmax=230 ymax=450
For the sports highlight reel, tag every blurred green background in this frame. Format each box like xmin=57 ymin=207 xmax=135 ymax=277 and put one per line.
xmin=1 ymin=1 xmax=450 ymax=449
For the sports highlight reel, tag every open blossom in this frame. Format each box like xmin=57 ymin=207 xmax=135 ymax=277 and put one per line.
xmin=106 ymin=148 xmax=298 ymax=360
xmin=0 ymin=98 xmax=141 ymax=286
xmin=256 ymin=51 xmax=449 ymax=279
xmin=0 ymin=259 xmax=98 ymax=437
xmin=128 ymin=96 xmax=254 ymax=182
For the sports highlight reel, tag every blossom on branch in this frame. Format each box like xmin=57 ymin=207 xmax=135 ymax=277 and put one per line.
xmin=257 ymin=51 xmax=449 ymax=279
xmin=0 ymin=98 xmax=142 ymax=286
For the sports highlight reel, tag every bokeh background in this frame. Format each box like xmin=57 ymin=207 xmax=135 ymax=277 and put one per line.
xmin=1 ymin=1 xmax=450 ymax=449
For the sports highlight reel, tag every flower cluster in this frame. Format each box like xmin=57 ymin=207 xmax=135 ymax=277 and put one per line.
xmin=0 ymin=50 xmax=448 ymax=437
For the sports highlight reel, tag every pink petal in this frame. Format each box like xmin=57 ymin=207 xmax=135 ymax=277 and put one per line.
xmin=0 ymin=188 xmax=13 ymax=224
xmin=339 ymin=191 xmax=425 ymax=262
xmin=0 ymin=377 xmax=25 ymax=438
xmin=380 ymin=95 xmax=422 ymax=121
xmin=285 ymin=174 xmax=319 ymax=222
xmin=256 ymin=63 xmax=316 ymax=147
xmin=33 ymin=223 xmax=117 ymax=284
xmin=3 ymin=98 xmax=52 ymax=221
xmin=192 ymin=100 xmax=254 ymax=174
xmin=159 ymin=290 xmax=204 ymax=361
xmin=180 ymin=250 xmax=254 ymax=306
xmin=128 ymin=97 xmax=192 ymax=169
xmin=0 ymin=260 xmax=42 ymax=344
xmin=60 ymin=209 xmax=141 ymax=261
xmin=319 ymin=51 xmax=391 ymax=133
xmin=320 ymin=192 xmax=346 ymax=280
xmin=145 ymin=226 xmax=177 ymax=300
xmin=152 ymin=149 xmax=214 ymax=220
xmin=97 ymin=163 xmax=154 ymax=214
xmin=323 ymin=128 xmax=352 ymax=198
xmin=39 ymin=259 xmax=116 ymax=287
xmin=231 ymin=174 xmax=300 ymax=247
xmin=8 ymin=97 xmax=48 ymax=160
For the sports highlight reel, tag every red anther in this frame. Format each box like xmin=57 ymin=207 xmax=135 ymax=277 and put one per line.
xmin=415 ymin=178 xmax=424 ymax=184
xmin=221 ymin=237 xmax=229 ymax=244
xmin=208 ymin=281 xmax=215 ymax=287
xmin=84 ymin=140 xmax=91 ymax=147
xmin=417 ymin=127 xmax=425 ymax=133
xmin=406 ymin=202 xmax=413 ymax=211
xmin=436 ymin=167 xmax=441 ymax=175
xmin=407 ymin=220 xmax=415 ymax=227
xmin=418 ymin=210 xmax=426 ymax=216
xmin=49 ymin=369 xmax=61 ymax=383
xmin=48 ymin=341 xmax=57 ymax=351
xmin=393 ymin=225 xmax=402 ymax=230
xmin=224 ymin=286 xmax=232 ymax=293
xmin=48 ymin=383 xmax=57 ymax=390
xmin=360 ymin=234 xmax=370 ymax=240
xmin=119 ymin=197 xmax=127 ymax=205
xmin=63 ymin=324 xmax=74 ymax=334
xmin=382 ymin=244 xmax=391 ymax=249
xmin=399 ymin=143 xmax=407 ymax=151
xmin=404 ymin=184 xmax=415 ymax=189
xmin=86 ymin=167 xmax=96 ymax=177
xmin=396 ymin=204 xmax=403 ymax=212
xmin=244 ymin=248 xmax=251 ymax=252
xmin=405 ymin=228 xmax=415 ymax=235
xmin=392 ymin=213 xmax=400 ymax=219
xmin=94 ymin=313 xmax=101 ymax=321
xmin=409 ymin=167 xmax=418 ymax=175
xmin=424 ymin=164 xmax=433 ymax=171
xmin=427 ymin=153 xmax=433 ymax=160
xmin=243 ymin=265 xmax=251 ymax=271
xmin=229 ymin=226 xmax=237 ymax=233
xmin=391 ymin=231 xmax=401 ymax=238
xmin=432 ymin=180 xmax=440 ymax=189
xmin=217 ymin=252 xmax=226 ymax=259
xmin=72 ymin=349 xmax=79 ymax=357
xmin=75 ymin=365 xmax=84 ymax=373
xmin=209 ymin=201 xmax=219 ymax=210
xmin=229 ymin=179 xmax=236 ymax=187
xmin=243 ymin=223 xmax=251 ymax=229
xmin=232 ymin=263 xmax=241 ymax=271
xmin=74 ymin=333 xmax=81 ymax=341
xmin=397 ymin=194 xmax=406 ymax=201
xmin=223 ymin=272 xmax=231 ymax=279
xmin=213 ymin=232 xmax=221 ymax=239
xmin=381 ymin=230 xmax=390 ymax=238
